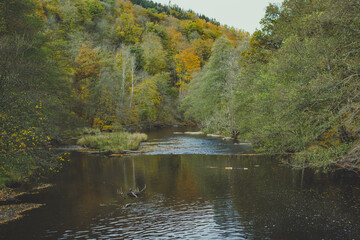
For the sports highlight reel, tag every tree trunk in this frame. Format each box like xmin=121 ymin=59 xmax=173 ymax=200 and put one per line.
xmin=129 ymin=57 xmax=135 ymax=108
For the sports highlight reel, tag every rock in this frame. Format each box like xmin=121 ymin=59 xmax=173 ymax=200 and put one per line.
xmin=207 ymin=134 xmax=222 ymax=137
xmin=222 ymin=137 xmax=232 ymax=141
xmin=234 ymin=142 xmax=252 ymax=146
xmin=184 ymin=132 xmax=205 ymax=135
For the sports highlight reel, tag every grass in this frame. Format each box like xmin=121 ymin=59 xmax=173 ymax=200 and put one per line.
xmin=77 ymin=132 xmax=148 ymax=153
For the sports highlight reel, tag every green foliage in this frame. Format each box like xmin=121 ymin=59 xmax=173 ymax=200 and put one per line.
xmin=134 ymin=75 xmax=161 ymax=121
xmin=291 ymin=144 xmax=352 ymax=171
xmin=184 ymin=20 xmax=204 ymax=40
xmin=182 ymin=0 xmax=360 ymax=171
xmin=0 ymin=0 xmax=43 ymax=36
xmin=130 ymin=0 xmax=220 ymax=25
xmin=141 ymin=33 xmax=167 ymax=74
xmin=86 ymin=0 xmax=106 ymax=19
xmin=0 ymin=0 xmax=73 ymax=184
xmin=181 ymin=37 xmax=243 ymax=136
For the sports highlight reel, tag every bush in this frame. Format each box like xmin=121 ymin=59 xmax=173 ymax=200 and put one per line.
xmin=290 ymin=143 xmax=351 ymax=171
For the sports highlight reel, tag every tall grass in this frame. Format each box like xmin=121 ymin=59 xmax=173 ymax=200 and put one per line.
xmin=77 ymin=132 xmax=148 ymax=153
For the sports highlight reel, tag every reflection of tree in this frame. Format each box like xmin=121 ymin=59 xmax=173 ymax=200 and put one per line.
xmin=175 ymin=154 xmax=360 ymax=239
xmin=48 ymin=152 xmax=360 ymax=239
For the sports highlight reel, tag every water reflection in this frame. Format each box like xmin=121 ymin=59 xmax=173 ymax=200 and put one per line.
xmin=0 ymin=136 xmax=360 ymax=239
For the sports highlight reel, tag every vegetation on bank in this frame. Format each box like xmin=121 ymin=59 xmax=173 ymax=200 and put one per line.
xmin=0 ymin=0 xmax=71 ymax=188
xmin=77 ymin=132 xmax=148 ymax=152
xmin=182 ymin=0 xmax=360 ymax=171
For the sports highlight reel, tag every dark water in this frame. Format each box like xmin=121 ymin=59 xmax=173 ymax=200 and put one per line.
xmin=1 ymin=128 xmax=360 ymax=239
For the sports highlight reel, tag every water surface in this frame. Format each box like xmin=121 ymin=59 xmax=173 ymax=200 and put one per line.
xmin=1 ymin=128 xmax=360 ymax=239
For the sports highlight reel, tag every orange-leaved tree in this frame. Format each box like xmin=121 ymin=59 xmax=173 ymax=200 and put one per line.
xmin=175 ymin=48 xmax=201 ymax=97
xmin=73 ymin=44 xmax=104 ymax=119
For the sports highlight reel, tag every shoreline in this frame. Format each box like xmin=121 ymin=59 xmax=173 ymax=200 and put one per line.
xmin=0 ymin=184 xmax=52 ymax=224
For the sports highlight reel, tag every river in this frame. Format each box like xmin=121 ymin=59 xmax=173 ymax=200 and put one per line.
xmin=1 ymin=127 xmax=360 ymax=239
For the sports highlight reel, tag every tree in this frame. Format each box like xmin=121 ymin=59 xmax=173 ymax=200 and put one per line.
xmin=134 ymin=77 xmax=161 ymax=121
xmin=141 ymin=33 xmax=167 ymax=75
xmin=73 ymin=44 xmax=104 ymax=119
xmin=129 ymin=56 xmax=136 ymax=108
xmin=0 ymin=0 xmax=72 ymax=182
xmin=115 ymin=13 xmax=142 ymax=44
xmin=175 ymin=48 xmax=200 ymax=97
xmin=181 ymin=36 xmax=241 ymax=135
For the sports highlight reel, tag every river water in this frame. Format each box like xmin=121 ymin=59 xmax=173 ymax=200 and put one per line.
xmin=1 ymin=127 xmax=360 ymax=239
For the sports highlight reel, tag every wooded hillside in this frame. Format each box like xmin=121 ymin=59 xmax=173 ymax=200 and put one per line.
xmin=0 ymin=0 xmax=246 ymax=183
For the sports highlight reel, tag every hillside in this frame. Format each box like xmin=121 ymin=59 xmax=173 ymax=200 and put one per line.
xmin=0 ymin=0 xmax=247 ymax=183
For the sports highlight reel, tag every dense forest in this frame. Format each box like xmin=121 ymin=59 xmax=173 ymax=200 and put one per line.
xmin=0 ymin=0 xmax=359 ymax=185
xmin=0 ymin=0 xmax=245 ymax=184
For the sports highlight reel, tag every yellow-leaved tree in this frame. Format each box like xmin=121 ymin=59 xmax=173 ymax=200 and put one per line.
xmin=175 ymin=48 xmax=201 ymax=97
xmin=73 ymin=44 xmax=104 ymax=119
xmin=133 ymin=77 xmax=161 ymax=121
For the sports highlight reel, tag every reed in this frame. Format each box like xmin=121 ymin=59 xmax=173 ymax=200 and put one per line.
xmin=77 ymin=132 xmax=148 ymax=153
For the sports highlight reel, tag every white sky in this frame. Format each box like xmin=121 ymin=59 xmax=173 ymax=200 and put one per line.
xmin=151 ymin=0 xmax=284 ymax=33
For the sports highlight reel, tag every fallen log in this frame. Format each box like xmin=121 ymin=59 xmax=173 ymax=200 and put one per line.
xmin=225 ymin=167 xmax=248 ymax=170
xmin=127 ymin=184 xmax=146 ymax=199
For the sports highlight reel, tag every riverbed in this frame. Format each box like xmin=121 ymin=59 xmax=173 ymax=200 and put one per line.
xmin=1 ymin=127 xmax=360 ymax=239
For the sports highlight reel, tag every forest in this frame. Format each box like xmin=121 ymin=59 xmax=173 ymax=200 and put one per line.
xmin=0 ymin=0 xmax=359 ymax=185
xmin=182 ymin=0 xmax=360 ymax=171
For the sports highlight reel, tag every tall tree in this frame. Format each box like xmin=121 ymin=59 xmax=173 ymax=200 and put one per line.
xmin=175 ymin=48 xmax=200 ymax=98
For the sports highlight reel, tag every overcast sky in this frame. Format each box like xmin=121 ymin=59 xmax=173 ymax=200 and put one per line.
xmin=151 ymin=0 xmax=284 ymax=33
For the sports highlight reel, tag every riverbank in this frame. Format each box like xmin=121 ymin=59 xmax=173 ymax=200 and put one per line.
xmin=0 ymin=131 xmax=148 ymax=224
xmin=0 ymin=184 xmax=52 ymax=224
xmin=198 ymin=128 xmax=359 ymax=173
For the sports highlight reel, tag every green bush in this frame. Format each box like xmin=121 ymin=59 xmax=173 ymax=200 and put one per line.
xmin=290 ymin=143 xmax=351 ymax=171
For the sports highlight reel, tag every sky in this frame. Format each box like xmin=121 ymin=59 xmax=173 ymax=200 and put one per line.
xmin=151 ymin=0 xmax=284 ymax=33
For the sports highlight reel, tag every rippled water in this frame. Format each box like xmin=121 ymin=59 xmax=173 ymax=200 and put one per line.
xmin=1 ymin=128 xmax=360 ymax=239
xmin=138 ymin=132 xmax=252 ymax=155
